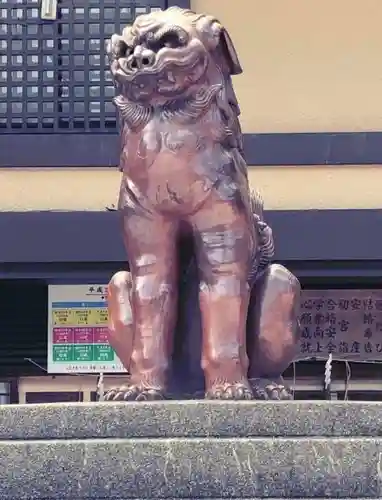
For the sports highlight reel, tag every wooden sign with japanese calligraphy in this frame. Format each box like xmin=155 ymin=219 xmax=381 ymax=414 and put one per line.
xmin=295 ymin=290 xmax=382 ymax=362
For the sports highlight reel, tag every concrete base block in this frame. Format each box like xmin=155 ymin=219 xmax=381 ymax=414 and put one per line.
xmin=0 ymin=401 xmax=381 ymax=499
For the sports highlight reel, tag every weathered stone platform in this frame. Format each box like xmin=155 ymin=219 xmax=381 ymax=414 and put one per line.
xmin=1 ymin=401 xmax=382 ymax=499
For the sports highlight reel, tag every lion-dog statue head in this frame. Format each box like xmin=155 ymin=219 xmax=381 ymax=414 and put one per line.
xmin=107 ymin=6 xmax=244 ymax=154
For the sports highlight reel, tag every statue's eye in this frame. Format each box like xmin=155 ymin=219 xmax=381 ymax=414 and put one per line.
xmin=150 ymin=31 xmax=187 ymax=51
xmin=159 ymin=32 xmax=182 ymax=48
xmin=148 ymin=29 xmax=187 ymax=51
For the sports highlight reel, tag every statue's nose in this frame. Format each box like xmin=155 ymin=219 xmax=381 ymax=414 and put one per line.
xmin=128 ymin=48 xmax=156 ymax=70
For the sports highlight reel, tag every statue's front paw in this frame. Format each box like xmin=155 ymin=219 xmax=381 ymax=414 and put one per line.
xmin=104 ymin=385 xmax=165 ymax=401
xmin=206 ymin=382 xmax=253 ymax=400
xmin=250 ymin=378 xmax=293 ymax=400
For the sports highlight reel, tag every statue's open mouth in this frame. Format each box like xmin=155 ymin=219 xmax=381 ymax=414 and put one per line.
xmin=115 ymin=51 xmax=208 ymax=99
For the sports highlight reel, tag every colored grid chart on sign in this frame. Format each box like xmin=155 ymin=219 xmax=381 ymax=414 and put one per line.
xmin=51 ymin=301 xmax=115 ymax=365
xmin=48 ymin=285 xmax=126 ymax=373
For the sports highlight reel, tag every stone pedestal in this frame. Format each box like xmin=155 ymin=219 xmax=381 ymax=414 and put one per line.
xmin=0 ymin=401 xmax=381 ymax=498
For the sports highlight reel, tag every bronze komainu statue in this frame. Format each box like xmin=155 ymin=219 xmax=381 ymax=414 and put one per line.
xmin=105 ymin=6 xmax=301 ymax=401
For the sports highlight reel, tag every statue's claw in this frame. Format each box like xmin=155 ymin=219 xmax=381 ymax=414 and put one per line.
xmin=104 ymin=385 xmax=165 ymax=401
xmin=205 ymin=382 xmax=253 ymax=400
xmin=250 ymin=378 xmax=293 ymax=400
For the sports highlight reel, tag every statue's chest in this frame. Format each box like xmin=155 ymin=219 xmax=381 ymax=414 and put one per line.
xmin=120 ymin=107 xmax=223 ymax=165
xmin=123 ymin=126 xmax=202 ymax=181
xmin=119 ymin=118 xmax=231 ymax=212
xmin=124 ymin=121 xmax=205 ymax=158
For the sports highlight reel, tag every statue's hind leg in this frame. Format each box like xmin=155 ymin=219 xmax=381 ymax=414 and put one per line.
xmin=247 ymin=263 xmax=301 ymax=400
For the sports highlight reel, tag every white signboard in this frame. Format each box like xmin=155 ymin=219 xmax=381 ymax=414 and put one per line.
xmin=48 ymin=284 xmax=126 ymax=374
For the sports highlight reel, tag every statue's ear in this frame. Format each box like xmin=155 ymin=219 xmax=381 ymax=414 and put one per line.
xmin=195 ymin=15 xmax=242 ymax=75
xmin=217 ymin=26 xmax=242 ymax=75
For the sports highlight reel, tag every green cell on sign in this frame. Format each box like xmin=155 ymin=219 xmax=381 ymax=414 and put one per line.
xmin=94 ymin=344 xmax=115 ymax=362
xmin=53 ymin=345 xmax=74 ymax=362
xmin=73 ymin=344 xmax=94 ymax=362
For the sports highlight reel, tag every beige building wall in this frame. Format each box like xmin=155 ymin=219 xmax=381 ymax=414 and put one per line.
xmin=2 ymin=0 xmax=380 ymax=211
xmin=1 ymin=166 xmax=380 ymax=211
xmin=192 ymin=0 xmax=382 ymax=133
